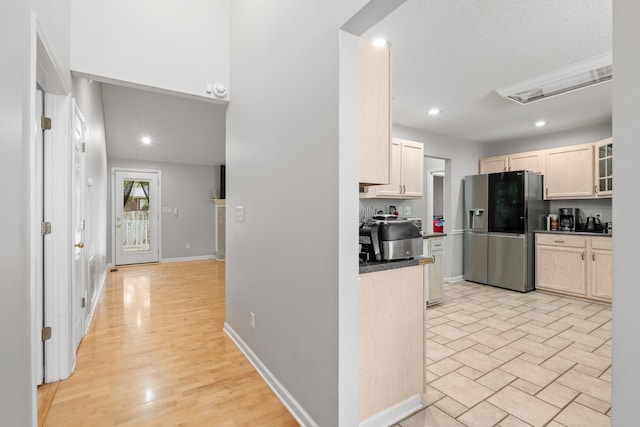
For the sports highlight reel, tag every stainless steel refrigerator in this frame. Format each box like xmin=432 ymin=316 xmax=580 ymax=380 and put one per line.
xmin=463 ymin=171 xmax=548 ymax=292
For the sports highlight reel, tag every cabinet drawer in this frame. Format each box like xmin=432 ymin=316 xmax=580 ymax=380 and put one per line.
xmin=429 ymin=238 xmax=444 ymax=253
xmin=536 ymin=233 xmax=586 ymax=248
xmin=591 ymin=236 xmax=613 ymax=251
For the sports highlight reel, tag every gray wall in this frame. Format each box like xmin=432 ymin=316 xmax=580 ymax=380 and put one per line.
xmin=484 ymin=122 xmax=612 ymax=156
xmin=0 ymin=0 xmax=71 ymax=424
xmin=108 ymin=159 xmax=217 ymax=261
xmin=612 ymin=0 xmax=639 ymax=423
xmin=226 ymin=1 xmax=375 ymax=425
xmin=72 ymin=78 xmax=109 ymax=298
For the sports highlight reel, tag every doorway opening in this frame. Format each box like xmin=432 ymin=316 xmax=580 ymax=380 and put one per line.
xmin=424 ymin=156 xmax=446 ymax=233
xmin=112 ymin=169 xmax=161 ymax=265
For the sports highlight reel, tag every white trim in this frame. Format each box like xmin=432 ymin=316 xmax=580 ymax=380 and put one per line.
xmin=160 ymin=255 xmax=216 ymax=263
xmin=358 ymin=395 xmax=422 ymax=427
xmin=111 ymin=167 xmax=162 ymax=265
xmin=448 ymin=229 xmax=464 ymax=235
xmin=223 ymin=323 xmax=318 ymax=427
xmin=446 ymin=275 xmax=465 ymax=283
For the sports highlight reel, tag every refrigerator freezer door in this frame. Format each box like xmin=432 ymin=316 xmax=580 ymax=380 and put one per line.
xmin=464 ymin=175 xmax=489 ymax=232
xmin=463 ymin=232 xmax=488 ymax=284
xmin=488 ymin=234 xmax=530 ymax=292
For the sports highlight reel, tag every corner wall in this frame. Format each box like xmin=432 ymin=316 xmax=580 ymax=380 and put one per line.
xmin=0 ymin=0 xmax=71 ymax=424
xmin=612 ymin=0 xmax=640 ymax=423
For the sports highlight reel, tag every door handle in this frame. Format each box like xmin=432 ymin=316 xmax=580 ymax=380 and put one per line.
xmin=75 ymin=242 xmax=85 ymax=249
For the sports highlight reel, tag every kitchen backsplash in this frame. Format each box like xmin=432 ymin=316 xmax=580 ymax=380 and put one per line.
xmin=549 ymin=199 xmax=612 ymax=223
xmin=359 ymin=199 xmax=415 ymax=221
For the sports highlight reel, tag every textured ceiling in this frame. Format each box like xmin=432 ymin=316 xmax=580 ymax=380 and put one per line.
xmin=364 ymin=0 xmax=612 ymax=143
xmin=102 ymin=83 xmax=226 ymax=166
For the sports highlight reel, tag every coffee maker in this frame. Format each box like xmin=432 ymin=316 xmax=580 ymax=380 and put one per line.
xmin=559 ymin=208 xmax=580 ymax=231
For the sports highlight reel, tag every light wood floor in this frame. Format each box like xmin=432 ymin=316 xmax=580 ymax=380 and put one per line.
xmin=38 ymin=260 xmax=298 ymax=426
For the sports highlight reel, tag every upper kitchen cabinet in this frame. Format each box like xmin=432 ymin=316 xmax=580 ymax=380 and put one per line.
xmin=479 ymin=155 xmax=509 ymax=174
xmin=544 ymin=143 xmax=595 ymax=199
xmin=358 ymin=38 xmax=391 ymax=186
xmin=594 ymin=137 xmax=613 ymax=197
xmin=363 ymin=139 xmax=424 ymax=199
xmin=479 ymin=151 xmax=545 ymax=175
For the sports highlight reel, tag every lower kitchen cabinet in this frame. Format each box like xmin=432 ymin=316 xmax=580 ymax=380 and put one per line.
xmin=359 ymin=265 xmax=424 ymax=422
xmin=423 ymin=237 xmax=444 ymax=305
xmin=535 ymin=233 xmax=612 ymax=302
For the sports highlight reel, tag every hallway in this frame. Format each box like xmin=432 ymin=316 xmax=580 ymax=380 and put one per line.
xmin=39 ymin=260 xmax=297 ymax=426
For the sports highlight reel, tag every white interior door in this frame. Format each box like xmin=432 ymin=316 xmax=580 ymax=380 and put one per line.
xmin=71 ymin=103 xmax=87 ymax=351
xmin=114 ymin=170 xmax=160 ymax=265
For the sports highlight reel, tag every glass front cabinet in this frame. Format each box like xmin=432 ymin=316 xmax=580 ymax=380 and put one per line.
xmin=595 ymin=138 xmax=613 ymax=197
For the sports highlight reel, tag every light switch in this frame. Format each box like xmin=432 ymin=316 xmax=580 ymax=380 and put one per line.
xmin=234 ymin=206 xmax=245 ymax=222
xmin=173 ymin=208 xmax=178 ymax=216
xmin=162 ymin=207 xmax=172 ymax=214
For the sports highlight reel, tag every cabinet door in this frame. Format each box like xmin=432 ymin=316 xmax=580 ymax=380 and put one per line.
xmin=591 ymin=249 xmax=613 ymax=301
xmin=400 ymin=140 xmax=424 ymax=197
xmin=594 ymin=138 xmax=613 ymax=198
xmin=536 ymin=245 xmax=587 ymax=296
xmin=375 ymin=139 xmax=402 ymax=197
xmin=358 ymin=38 xmax=391 ymax=185
xmin=509 ymin=151 xmax=545 ymax=174
xmin=479 ymin=156 xmax=508 ymax=174
xmin=544 ymin=144 xmax=595 ymax=199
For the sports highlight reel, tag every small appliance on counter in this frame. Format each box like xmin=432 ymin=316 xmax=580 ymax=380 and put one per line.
xmin=559 ymin=207 xmax=581 ymax=231
xmin=359 ymin=218 xmax=422 ymax=262
xmin=584 ymin=215 xmax=603 ymax=232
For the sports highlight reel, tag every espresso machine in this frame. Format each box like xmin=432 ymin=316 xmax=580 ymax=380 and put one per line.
xmin=559 ymin=208 xmax=580 ymax=231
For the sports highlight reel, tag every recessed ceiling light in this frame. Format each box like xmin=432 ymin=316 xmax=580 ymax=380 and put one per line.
xmin=141 ymin=136 xmax=152 ymax=144
xmin=533 ymin=121 xmax=547 ymax=127
xmin=427 ymin=108 xmax=441 ymax=116
xmin=372 ymin=38 xmax=388 ymax=48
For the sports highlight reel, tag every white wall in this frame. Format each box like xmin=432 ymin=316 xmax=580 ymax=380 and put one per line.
xmin=71 ymin=0 xmax=229 ymax=102
xmin=72 ymin=78 xmax=109 ymax=297
xmin=226 ymin=1 xmax=377 ymax=425
xmin=612 ymin=0 xmax=640 ymax=424
xmin=107 ymin=159 xmax=217 ymax=262
xmin=0 ymin=0 xmax=71 ymax=424
xmin=394 ymin=125 xmax=485 ymax=281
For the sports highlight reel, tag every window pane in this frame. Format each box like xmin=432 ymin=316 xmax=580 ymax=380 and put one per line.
xmin=122 ymin=180 xmax=151 ymax=253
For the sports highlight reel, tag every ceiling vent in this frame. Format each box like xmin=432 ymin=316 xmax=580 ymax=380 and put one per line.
xmin=496 ymin=52 xmax=612 ymax=105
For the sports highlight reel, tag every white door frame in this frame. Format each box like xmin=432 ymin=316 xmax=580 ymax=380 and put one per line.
xmin=30 ymin=13 xmax=74 ymax=421
xmin=111 ymin=167 xmax=162 ymax=265
xmin=425 ymin=167 xmax=445 ymax=233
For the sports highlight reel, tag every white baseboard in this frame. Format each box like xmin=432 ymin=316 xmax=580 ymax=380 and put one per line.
xmin=446 ymin=275 xmax=464 ymax=283
xmin=223 ymin=322 xmax=318 ymax=427
xmin=160 ymin=255 xmax=216 ymax=263
xmin=85 ymin=263 xmax=111 ymax=334
xmin=359 ymin=394 xmax=422 ymax=427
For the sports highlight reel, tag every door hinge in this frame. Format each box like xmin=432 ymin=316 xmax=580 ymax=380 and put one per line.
xmin=41 ymin=116 xmax=52 ymax=131
xmin=42 ymin=326 xmax=52 ymax=342
xmin=81 ymin=142 xmax=86 ymax=153
xmin=41 ymin=221 xmax=52 ymax=236
xmin=81 ymin=219 xmax=86 ymax=231
xmin=81 ymin=297 xmax=86 ymax=308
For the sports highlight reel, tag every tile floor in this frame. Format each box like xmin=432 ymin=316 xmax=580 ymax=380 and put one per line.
xmin=397 ymin=281 xmax=611 ymax=427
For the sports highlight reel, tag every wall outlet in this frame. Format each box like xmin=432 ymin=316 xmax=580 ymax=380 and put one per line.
xmin=404 ymin=206 xmax=412 ymax=216
xmin=186 ymin=242 xmax=190 ymax=249
xmin=250 ymin=312 xmax=255 ymax=329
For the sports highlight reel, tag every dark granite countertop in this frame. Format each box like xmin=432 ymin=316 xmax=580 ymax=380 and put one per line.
xmin=359 ymin=258 xmax=420 ymax=274
xmin=533 ymin=230 xmax=612 ymax=237
xmin=421 ymin=232 xmax=447 ymax=239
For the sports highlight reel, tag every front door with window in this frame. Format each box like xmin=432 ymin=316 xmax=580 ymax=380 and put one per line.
xmin=114 ymin=170 xmax=159 ymax=265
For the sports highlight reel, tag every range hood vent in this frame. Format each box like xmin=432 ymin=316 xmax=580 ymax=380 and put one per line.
xmin=496 ymin=52 xmax=612 ymax=105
